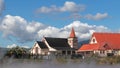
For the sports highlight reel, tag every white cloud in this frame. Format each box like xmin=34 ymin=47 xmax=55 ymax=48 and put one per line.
xmin=38 ymin=21 xmax=110 ymax=41
xmin=60 ymin=1 xmax=85 ymax=12
xmin=85 ymin=13 xmax=108 ymax=20
xmin=38 ymin=26 xmax=60 ymax=38
xmin=26 ymin=21 xmax=46 ymax=33
xmin=7 ymin=44 xmax=17 ymax=48
xmin=36 ymin=1 xmax=85 ymax=14
xmin=7 ymin=44 xmax=30 ymax=48
xmin=0 ymin=15 xmax=47 ymax=43
xmin=0 ymin=15 xmax=110 ymax=43
xmin=21 ymin=45 xmax=30 ymax=48
xmin=35 ymin=1 xmax=109 ymax=21
xmin=0 ymin=0 xmax=4 ymax=15
xmin=62 ymin=21 xmax=110 ymax=40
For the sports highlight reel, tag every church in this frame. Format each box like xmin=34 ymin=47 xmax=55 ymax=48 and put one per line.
xmin=30 ymin=27 xmax=78 ymax=56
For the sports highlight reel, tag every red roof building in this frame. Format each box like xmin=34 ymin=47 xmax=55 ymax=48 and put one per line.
xmin=78 ymin=32 xmax=120 ymax=56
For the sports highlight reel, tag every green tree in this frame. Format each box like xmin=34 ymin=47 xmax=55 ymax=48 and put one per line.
xmin=5 ymin=46 xmax=27 ymax=58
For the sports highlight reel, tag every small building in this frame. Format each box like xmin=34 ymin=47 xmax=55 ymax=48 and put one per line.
xmin=30 ymin=27 xmax=78 ymax=56
xmin=78 ymin=32 xmax=120 ymax=57
xmin=30 ymin=41 xmax=49 ymax=55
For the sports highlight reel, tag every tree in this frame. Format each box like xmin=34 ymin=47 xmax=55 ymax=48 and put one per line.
xmin=5 ymin=46 xmax=27 ymax=58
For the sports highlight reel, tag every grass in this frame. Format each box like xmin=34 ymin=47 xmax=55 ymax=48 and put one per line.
xmin=96 ymin=56 xmax=120 ymax=64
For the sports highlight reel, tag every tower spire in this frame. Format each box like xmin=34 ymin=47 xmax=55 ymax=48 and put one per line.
xmin=68 ymin=27 xmax=78 ymax=49
xmin=69 ymin=27 xmax=76 ymax=38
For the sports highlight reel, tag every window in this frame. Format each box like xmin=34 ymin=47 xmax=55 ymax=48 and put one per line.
xmin=35 ymin=47 xmax=38 ymax=54
xmin=100 ymin=51 xmax=105 ymax=54
xmin=62 ymin=51 xmax=66 ymax=55
xmin=67 ymin=51 xmax=71 ymax=54
xmin=93 ymin=39 xmax=95 ymax=43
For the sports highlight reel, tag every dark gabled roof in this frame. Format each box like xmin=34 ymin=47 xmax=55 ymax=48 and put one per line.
xmin=45 ymin=37 xmax=74 ymax=50
xmin=36 ymin=41 xmax=48 ymax=49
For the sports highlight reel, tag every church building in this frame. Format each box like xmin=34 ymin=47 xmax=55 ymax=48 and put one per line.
xmin=30 ymin=27 xmax=78 ymax=56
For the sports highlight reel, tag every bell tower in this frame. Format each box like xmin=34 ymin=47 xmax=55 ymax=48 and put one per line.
xmin=68 ymin=27 xmax=78 ymax=49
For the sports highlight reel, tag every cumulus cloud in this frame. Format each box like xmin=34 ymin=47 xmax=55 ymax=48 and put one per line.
xmin=0 ymin=15 xmax=110 ymax=43
xmin=0 ymin=15 xmax=47 ymax=43
xmin=85 ymin=13 xmax=108 ymax=20
xmin=36 ymin=1 xmax=85 ymax=14
xmin=35 ymin=1 xmax=109 ymax=21
xmin=0 ymin=0 xmax=4 ymax=15
xmin=38 ymin=21 xmax=110 ymax=41
xmin=60 ymin=1 xmax=85 ymax=12
xmin=61 ymin=21 xmax=110 ymax=40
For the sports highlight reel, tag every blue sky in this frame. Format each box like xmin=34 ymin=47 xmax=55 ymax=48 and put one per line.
xmin=0 ymin=0 xmax=120 ymax=48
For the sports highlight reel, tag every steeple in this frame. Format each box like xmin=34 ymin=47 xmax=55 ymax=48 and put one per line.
xmin=68 ymin=27 xmax=78 ymax=49
xmin=69 ymin=27 xmax=76 ymax=38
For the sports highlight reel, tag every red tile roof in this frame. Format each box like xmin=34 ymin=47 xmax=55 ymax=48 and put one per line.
xmin=78 ymin=44 xmax=99 ymax=52
xmin=78 ymin=32 xmax=120 ymax=52
xmin=69 ymin=27 xmax=76 ymax=38
xmin=78 ymin=43 xmax=112 ymax=52
xmin=93 ymin=33 xmax=120 ymax=49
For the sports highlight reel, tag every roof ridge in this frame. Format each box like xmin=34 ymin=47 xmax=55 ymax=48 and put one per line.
xmin=93 ymin=32 xmax=120 ymax=34
xmin=44 ymin=37 xmax=67 ymax=39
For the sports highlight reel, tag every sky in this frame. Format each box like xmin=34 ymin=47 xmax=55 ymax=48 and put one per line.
xmin=0 ymin=0 xmax=120 ymax=48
